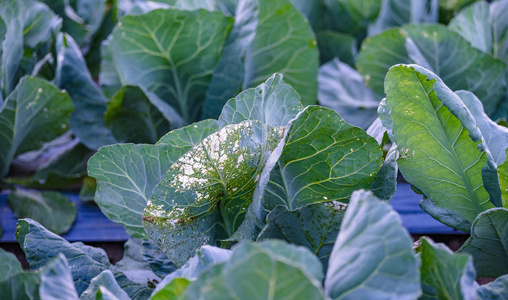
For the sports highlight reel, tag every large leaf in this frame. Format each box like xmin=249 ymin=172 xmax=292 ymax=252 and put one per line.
xmin=55 ymin=33 xmax=116 ymax=150
xmin=105 ymin=85 xmax=170 ymax=144
xmin=16 ymin=219 xmax=111 ymax=295
xmin=143 ymin=121 xmax=284 ymax=266
xmin=384 ymin=65 xmax=495 ymax=231
xmin=38 ymin=254 xmax=79 ymax=300
xmin=459 ymin=208 xmax=508 ymax=278
xmin=0 ymin=0 xmax=60 ymax=97
xmin=218 ymin=73 xmax=303 ymax=128
xmin=0 ymin=76 xmax=73 ymax=178
xmin=357 ymin=24 xmax=507 ymax=115
xmin=202 ymin=0 xmax=319 ymax=119
xmin=257 ymin=203 xmax=345 ymax=272
xmin=476 ymin=274 xmax=508 ymax=299
xmin=324 ymin=190 xmax=421 ymax=300
xmin=80 ymin=271 xmax=130 ymax=300
xmin=88 ymin=120 xmax=218 ymax=238
xmin=318 ymin=58 xmax=379 ymax=129
xmin=111 ymin=8 xmax=233 ymax=124
xmin=113 ymin=238 xmax=160 ymax=286
xmin=262 ymin=106 xmax=383 ymax=211
xmin=416 ymin=237 xmax=477 ymax=300
xmin=8 ymin=189 xmax=77 ymax=235
xmin=182 ymin=241 xmax=326 ymax=299
xmin=449 ymin=0 xmax=508 ymax=63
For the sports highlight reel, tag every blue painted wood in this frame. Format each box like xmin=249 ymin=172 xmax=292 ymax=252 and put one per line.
xmin=0 ymin=191 xmax=129 ymax=243
xmin=0 ymin=183 xmax=465 ymax=243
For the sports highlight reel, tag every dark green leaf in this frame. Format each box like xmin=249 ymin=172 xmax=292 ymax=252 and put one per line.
xmin=112 ymin=9 xmax=233 ymax=124
xmin=384 ymin=65 xmax=495 ymax=231
xmin=105 ymin=85 xmax=170 ymax=144
xmin=55 ymin=33 xmax=116 ymax=150
xmin=257 ymin=203 xmax=344 ymax=272
xmin=318 ymin=58 xmax=378 ymax=129
xmin=324 ymin=190 xmax=421 ymax=300
xmin=88 ymin=120 xmax=218 ymax=238
xmin=416 ymin=237 xmax=477 ymax=300
xmin=8 ymin=189 xmax=77 ymax=235
xmin=369 ymin=143 xmax=399 ymax=201
xmin=218 ymin=73 xmax=303 ymax=128
xmin=203 ymin=0 xmax=319 ymax=119
xmin=0 ymin=272 xmax=40 ymax=299
xmin=0 ymin=76 xmax=73 ymax=177
xmin=79 ymin=176 xmax=97 ymax=202
xmin=0 ymin=247 xmax=23 ymax=282
xmin=317 ymin=31 xmax=357 ymax=66
xmin=262 ymin=106 xmax=383 ymax=211
xmin=144 ymin=121 xmax=284 ymax=266
xmin=16 ymin=219 xmax=110 ymax=295
xmin=141 ymin=239 xmax=176 ymax=279
xmin=459 ymin=208 xmax=508 ymax=278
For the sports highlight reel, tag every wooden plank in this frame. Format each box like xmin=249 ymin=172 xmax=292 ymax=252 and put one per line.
xmin=0 ymin=183 xmax=465 ymax=243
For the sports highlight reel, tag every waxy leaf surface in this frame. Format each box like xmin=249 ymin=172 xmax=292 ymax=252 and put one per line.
xmin=384 ymin=65 xmax=495 ymax=231
xmin=324 ymin=190 xmax=421 ymax=300
xmin=143 ymin=121 xmax=283 ymax=266
xmin=88 ymin=120 xmax=218 ymax=238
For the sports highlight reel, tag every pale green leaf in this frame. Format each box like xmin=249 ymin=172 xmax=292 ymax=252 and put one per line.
xmin=218 ymin=73 xmax=303 ymax=128
xmin=81 ymin=271 xmax=130 ymax=300
xmin=384 ymin=65 xmax=495 ymax=231
xmin=416 ymin=237 xmax=477 ymax=300
xmin=182 ymin=241 xmax=326 ymax=300
xmin=324 ymin=190 xmax=421 ymax=300
xmin=476 ymin=274 xmax=508 ymax=299
xmin=39 ymin=254 xmax=79 ymax=300
xmin=318 ymin=58 xmax=378 ymax=129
